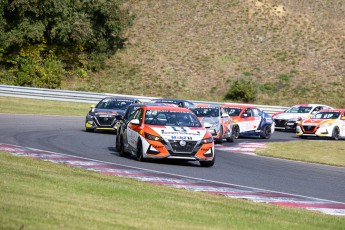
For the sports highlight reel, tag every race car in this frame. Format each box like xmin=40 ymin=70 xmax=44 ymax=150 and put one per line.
xmin=296 ymin=109 xmax=345 ymax=140
xmin=115 ymin=102 xmax=177 ymax=150
xmin=149 ymin=98 xmax=195 ymax=109
xmin=85 ymin=97 xmax=141 ymax=133
xmin=221 ymin=104 xmax=275 ymax=139
xmin=116 ymin=105 xmax=215 ymax=167
xmin=190 ymin=104 xmax=237 ymax=143
xmin=273 ymin=104 xmax=333 ymax=131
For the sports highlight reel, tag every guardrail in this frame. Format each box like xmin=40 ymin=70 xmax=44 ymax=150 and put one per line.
xmin=0 ymin=84 xmax=289 ymax=115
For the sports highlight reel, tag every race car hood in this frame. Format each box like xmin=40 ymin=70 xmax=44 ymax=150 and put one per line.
xmin=197 ymin=117 xmax=220 ymax=125
xmin=149 ymin=126 xmax=207 ymax=141
xmin=301 ymin=119 xmax=333 ymax=126
xmin=93 ymin=108 xmax=125 ymax=116
xmin=274 ymin=113 xmax=309 ymax=120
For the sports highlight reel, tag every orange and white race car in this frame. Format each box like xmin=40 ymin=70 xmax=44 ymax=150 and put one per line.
xmin=117 ymin=105 xmax=215 ymax=167
xmin=296 ymin=109 xmax=345 ymax=140
xmin=221 ymin=104 xmax=275 ymax=139
xmin=190 ymin=104 xmax=237 ymax=143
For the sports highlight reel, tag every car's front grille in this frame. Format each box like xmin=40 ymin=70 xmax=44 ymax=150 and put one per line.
xmin=95 ymin=116 xmax=116 ymax=126
xmin=274 ymin=119 xmax=286 ymax=128
xmin=168 ymin=140 xmax=197 ymax=153
xmin=303 ymin=125 xmax=316 ymax=133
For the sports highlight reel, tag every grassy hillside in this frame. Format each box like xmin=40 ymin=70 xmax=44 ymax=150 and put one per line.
xmin=61 ymin=0 xmax=345 ymax=107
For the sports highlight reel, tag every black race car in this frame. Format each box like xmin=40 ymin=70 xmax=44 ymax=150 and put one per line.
xmin=85 ymin=97 xmax=141 ymax=133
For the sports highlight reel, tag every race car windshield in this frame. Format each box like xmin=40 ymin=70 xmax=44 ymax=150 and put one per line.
xmin=96 ymin=100 xmax=132 ymax=110
xmin=190 ymin=108 xmax=219 ymax=117
xmin=311 ymin=112 xmax=340 ymax=119
xmin=286 ymin=106 xmax=312 ymax=113
xmin=144 ymin=110 xmax=202 ymax=127
xmin=223 ymin=108 xmax=242 ymax=116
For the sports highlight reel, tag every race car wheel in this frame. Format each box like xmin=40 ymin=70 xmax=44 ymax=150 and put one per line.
xmin=260 ymin=125 xmax=271 ymax=139
xmin=215 ymin=127 xmax=223 ymax=144
xmin=115 ymin=135 xmax=120 ymax=152
xmin=200 ymin=157 xmax=215 ymax=167
xmin=232 ymin=125 xmax=240 ymax=139
xmin=136 ymin=140 xmax=146 ymax=162
xmin=332 ymin=127 xmax=340 ymax=140
xmin=85 ymin=128 xmax=94 ymax=132
xmin=119 ymin=136 xmax=127 ymax=157
xmin=299 ymin=136 xmax=308 ymax=139
xmin=226 ymin=128 xmax=234 ymax=142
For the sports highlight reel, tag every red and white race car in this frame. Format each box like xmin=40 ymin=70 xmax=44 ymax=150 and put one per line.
xmin=273 ymin=104 xmax=333 ymax=130
xmin=296 ymin=109 xmax=345 ymax=140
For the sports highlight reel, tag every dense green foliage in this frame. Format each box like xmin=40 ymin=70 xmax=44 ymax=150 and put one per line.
xmin=225 ymin=79 xmax=257 ymax=103
xmin=0 ymin=0 xmax=132 ymax=88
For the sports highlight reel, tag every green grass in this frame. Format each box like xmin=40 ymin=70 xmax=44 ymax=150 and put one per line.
xmin=1 ymin=152 xmax=344 ymax=230
xmin=0 ymin=96 xmax=89 ymax=116
xmin=257 ymin=140 xmax=345 ymax=167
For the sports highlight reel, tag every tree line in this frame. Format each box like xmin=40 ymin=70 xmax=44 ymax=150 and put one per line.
xmin=0 ymin=0 xmax=132 ymax=88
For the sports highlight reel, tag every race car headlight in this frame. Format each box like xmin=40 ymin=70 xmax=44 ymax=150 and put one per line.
xmin=202 ymin=137 xmax=213 ymax=144
xmin=144 ymin=133 xmax=163 ymax=141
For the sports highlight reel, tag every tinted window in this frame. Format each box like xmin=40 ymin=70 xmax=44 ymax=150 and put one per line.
xmin=223 ymin=108 xmax=242 ymax=116
xmin=312 ymin=112 xmax=340 ymax=119
xmin=190 ymin=108 xmax=219 ymax=117
xmin=96 ymin=99 xmax=133 ymax=110
xmin=144 ymin=110 xmax=202 ymax=127
xmin=124 ymin=105 xmax=141 ymax=121
xmin=286 ymin=106 xmax=312 ymax=113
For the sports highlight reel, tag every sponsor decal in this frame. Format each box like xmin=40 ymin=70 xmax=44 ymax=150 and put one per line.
xmin=171 ymin=136 xmax=193 ymax=140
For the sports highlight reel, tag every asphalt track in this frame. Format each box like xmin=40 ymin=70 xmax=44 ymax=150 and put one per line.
xmin=1 ymin=113 xmax=345 ymax=204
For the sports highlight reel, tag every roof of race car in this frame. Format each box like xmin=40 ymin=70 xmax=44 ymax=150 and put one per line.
xmin=221 ymin=103 xmax=259 ymax=109
xmin=291 ymin=104 xmax=330 ymax=107
xmin=142 ymin=105 xmax=193 ymax=112
xmin=195 ymin=103 xmax=219 ymax=108
xmin=101 ymin=97 xmax=140 ymax=102
xmin=150 ymin=98 xmax=193 ymax=103
xmin=318 ymin=108 xmax=345 ymax=113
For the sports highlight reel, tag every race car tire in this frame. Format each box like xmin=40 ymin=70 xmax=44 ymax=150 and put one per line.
xmin=232 ymin=125 xmax=240 ymax=139
xmin=200 ymin=157 xmax=215 ymax=167
xmin=332 ymin=127 xmax=340 ymax=140
xmin=299 ymin=136 xmax=308 ymax=139
xmin=226 ymin=128 xmax=234 ymax=142
xmin=85 ymin=128 xmax=94 ymax=132
xmin=115 ymin=134 xmax=120 ymax=152
xmin=260 ymin=125 xmax=271 ymax=139
xmin=215 ymin=127 xmax=223 ymax=144
xmin=136 ymin=140 xmax=146 ymax=162
xmin=118 ymin=136 xmax=127 ymax=157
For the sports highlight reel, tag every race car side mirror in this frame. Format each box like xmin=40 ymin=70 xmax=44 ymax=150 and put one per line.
xmin=90 ymin=105 xmax=95 ymax=109
xmin=242 ymin=113 xmax=248 ymax=118
xmin=130 ymin=119 xmax=140 ymax=125
xmin=203 ymin=122 xmax=212 ymax=129
xmin=341 ymin=116 xmax=345 ymax=120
